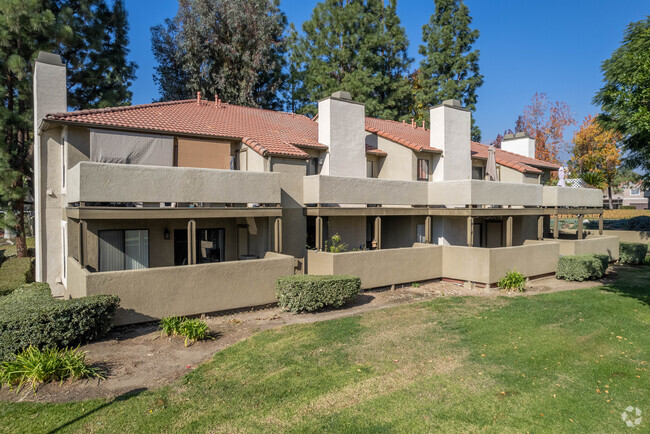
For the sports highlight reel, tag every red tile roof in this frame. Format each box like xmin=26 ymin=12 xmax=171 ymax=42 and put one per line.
xmin=365 ymin=117 xmax=441 ymax=153
xmin=45 ymin=99 xmax=560 ymax=173
xmin=45 ymin=99 xmax=321 ymax=159
xmin=365 ymin=144 xmax=387 ymax=157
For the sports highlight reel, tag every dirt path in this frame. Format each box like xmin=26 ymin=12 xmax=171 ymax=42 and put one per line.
xmin=0 ymin=271 xmax=617 ymax=404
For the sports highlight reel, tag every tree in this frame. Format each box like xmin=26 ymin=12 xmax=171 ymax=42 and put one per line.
xmin=569 ymin=114 xmax=621 ymax=209
xmin=514 ymin=92 xmax=575 ymax=164
xmin=291 ymin=0 xmax=412 ymax=119
xmin=417 ymin=0 xmax=483 ymax=141
xmin=151 ymin=0 xmax=288 ymax=109
xmin=0 ymin=0 xmax=136 ymax=257
xmin=594 ymin=17 xmax=650 ymax=186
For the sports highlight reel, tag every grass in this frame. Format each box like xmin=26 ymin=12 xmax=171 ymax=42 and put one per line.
xmin=0 ymin=267 xmax=648 ymax=432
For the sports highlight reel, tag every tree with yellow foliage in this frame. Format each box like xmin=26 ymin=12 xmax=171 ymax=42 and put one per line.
xmin=569 ymin=114 xmax=621 ymax=209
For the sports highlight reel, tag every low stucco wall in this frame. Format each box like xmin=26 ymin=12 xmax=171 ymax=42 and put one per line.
xmin=303 ymin=175 xmax=428 ymax=205
xmin=77 ymin=252 xmax=295 ymax=325
xmin=428 ymin=180 xmax=542 ymax=207
xmin=67 ymin=162 xmax=282 ymax=204
xmin=542 ymin=186 xmax=603 ymax=208
xmin=546 ymin=235 xmax=620 ymax=261
xmin=597 ymin=230 xmax=649 ymax=244
xmin=307 ymin=244 xmax=443 ymax=289
xmin=443 ymin=241 xmax=560 ymax=285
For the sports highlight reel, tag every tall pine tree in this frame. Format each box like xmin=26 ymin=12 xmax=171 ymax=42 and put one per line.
xmin=0 ymin=0 xmax=136 ymax=256
xmin=417 ymin=0 xmax=483 ymax=141
xmin=291 ymin=0 xmax=412 ymax=119
xmin=151 ymin=0 xmax=287 ymax=109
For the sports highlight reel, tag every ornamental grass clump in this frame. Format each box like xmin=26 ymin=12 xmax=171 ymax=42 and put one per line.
xmin=159 ymin=317 xmax=211 ymax=346
xmin=276 ymin=275 xmax=361 ymax=313
xmin=497 ymin=270 xmax=527 ymax=292
xmin=0 ymin=346 xmax=103 ymax=393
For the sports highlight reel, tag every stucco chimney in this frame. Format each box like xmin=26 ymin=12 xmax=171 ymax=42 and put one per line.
xmin=318 ymin=91 xmax=366 ymax=178
xmin=430 ymin=99 xmax=471 ymax=181
xmin=501 ymin=132 xmax=536 ymax=159
xmin=33 ymin=52 xmax=67 ymax=282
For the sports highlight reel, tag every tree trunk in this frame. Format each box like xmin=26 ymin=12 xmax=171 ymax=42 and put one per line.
xmin=608 ymin=184 xmax=614 ymax=210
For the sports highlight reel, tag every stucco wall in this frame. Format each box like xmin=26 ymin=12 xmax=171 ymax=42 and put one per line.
xmin=543 ymin=186 xmax=603 ymax=208
xmin=376 ymin=136 xmax=417 ymax=181
xmin=428 ymin=180 xmax=543 ymax=207
xmin=271 ymin=157 xmax=308 ymax=259
xmin=82 ymin=252 xmax=295 ymax=325
xmin=595 ymin=230 xmax=650 ymax=244
xmin=42 ymin=128 xmax=65 ymax=296
xmin=548 ymin=235 xmax=620 ymax=261
xmin=327 ymin=216 xmax=366 ymax=250
xmin=430 ymin=103 xmax=471 ymax=181
xmin=319 ymin=97 xmax=366 ymax=178
xmin=381 ymin=216 xmax=426 ymax=249
xmin=303 ymin=175 xmax=429 ymax=205
xmin=499 ymin=166 xmax=524 ymax=184
xmin=67 ymin=162 xmax=282 ymax=204
xmin=307 ymin=244 xmax=443 ymax=289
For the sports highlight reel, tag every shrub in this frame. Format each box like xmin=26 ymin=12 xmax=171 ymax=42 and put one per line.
xmin=0 ymin=257 xmax=33 ymax=296
xmin=160 ymin=317 xmax=210 ymax=346
xmin=497 ymin=270 xmax=527 ymax=292
xmin=160 ymin=316 xmax=184 ymax=337
xmin=620 ymin=205 xmax=637 ymax=210
xmin=556 ymin=254 xmax=606 ymax=281
xmin=0 ymin=283 xmax=119 ymax=360
xmin=276 ymin=275 xmax=361 ymax=313
xmin=619 ymin=242 xmax=648 ymax=265
xmin=591 ymin=254 xmax=611 ymax=272
xmin=0 ymin=346 xmax=103 ymax=392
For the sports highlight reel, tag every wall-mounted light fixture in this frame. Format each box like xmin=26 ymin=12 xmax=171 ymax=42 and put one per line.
xmin=164 ymin=228 xmax=170 ymax=240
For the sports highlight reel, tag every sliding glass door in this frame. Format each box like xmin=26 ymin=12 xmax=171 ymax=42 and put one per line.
xmin=99 ymin=229 xmax=149 ymax=272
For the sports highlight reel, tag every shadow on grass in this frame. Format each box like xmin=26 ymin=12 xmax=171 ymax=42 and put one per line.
xmin=47 ymin=387 xmax=146 ymax=433
xmin=600 ymin=266 xmax=649 ymax=306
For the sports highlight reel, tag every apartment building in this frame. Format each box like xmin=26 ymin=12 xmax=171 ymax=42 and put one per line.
xmin=33 ymin=52 xmax=615 ymax=324
xmin=605 ymin=182 xmax=650 ymax=209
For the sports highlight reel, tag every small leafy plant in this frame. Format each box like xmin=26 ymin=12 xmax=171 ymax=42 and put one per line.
xmin=412 ymin=282 xmax=420 ymax=288
xmin=0 ymin=346 xmax=104 ymax=393
xmin=497 ymin=270 xmax=526 ymax=292
xmin=324 ymin=233 xmax=349 ymax=253
xmin=160 ymin=317 xmax=211 ymax=346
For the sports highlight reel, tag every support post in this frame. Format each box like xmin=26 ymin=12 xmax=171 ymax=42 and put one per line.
xmin=537 ymin=215 xmax=544 ymax=240
xmin=598 ymin=213 xmax=603 ymax=235
xmin=553 ymin=213 xmax=559 ymax=239
xmin=78 ymin=220 xmax=86 ymax=267
xmin=274 ymin=217 xmax=283 ymax=253
xmin=315 ymin=216 xmax=323 ymax=251
xmin=187 ymin=219 xmax=196 ymax=265
xmin=425 ymin=216 xmax=432 ymax=243
xmin=374 ymin=217 xmax=382 ymax=250
xmin=577 ymin=214 xmax=584 ymax=240
xmin=506 ymin=216 xmax=513 ymax=247
xmin=467 ymin=216 xmax=474 ymax=247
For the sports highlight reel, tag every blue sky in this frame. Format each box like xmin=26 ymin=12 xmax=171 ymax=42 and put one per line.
xmin=124 ymin=0 xmax=648 ymax=162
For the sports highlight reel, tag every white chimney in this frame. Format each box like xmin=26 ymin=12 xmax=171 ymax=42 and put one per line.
xmin=318 ymin=91 xmax=366 ymax=178
xmin=501 ymin=132 xmax=535 ymax=159
xmin=430 ymin=100 xmax=471 ymax=181
xmin=33 ymin=52 xmax=67 ymax=282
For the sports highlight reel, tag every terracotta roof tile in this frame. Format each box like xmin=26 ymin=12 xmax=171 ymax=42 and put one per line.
xmin=365 ymin=144 xmax=387 ymax=157
xmin=365 ymin=118 xmax=441 ymax=153
xmin=45 ymin=99 xmax=318 ymax=159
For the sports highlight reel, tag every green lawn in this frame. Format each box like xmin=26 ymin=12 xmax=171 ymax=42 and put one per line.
xmin=1 ymin=267 xmax=648 ymax=433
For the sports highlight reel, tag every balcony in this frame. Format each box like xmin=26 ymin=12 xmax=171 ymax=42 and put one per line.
xmin=303 ymin=175 xmax=429 ymax=206
xmin=67 ymin=162 xmax=282 ymax=205
xmin=542 ymin=186 xmax=603 ymax=208
xmin=428 ymin=180 xmax=542 ymax=207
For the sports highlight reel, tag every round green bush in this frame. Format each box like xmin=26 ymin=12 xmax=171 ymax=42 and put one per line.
xmin=276 ymin=275 xmax=361 ymax=313
xmin=556 ymin=254 xmax=607 ymax=281
xmin=619 ymin=242 xmax=648 ymax=265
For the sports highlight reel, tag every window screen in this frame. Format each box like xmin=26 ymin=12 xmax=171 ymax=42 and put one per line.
xmin=91 ymin=129 xmax=173 ymax=166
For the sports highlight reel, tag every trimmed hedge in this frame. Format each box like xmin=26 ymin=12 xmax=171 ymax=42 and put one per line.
xmin=0 ymin=257 xmax=33 ymax=296
xmin=556 ymin=254 xmax=607 ymax=281
xmin=276 ymin=275 xmax=361 ymax=313
xmin=619 ymin=242 xmax=648 ymax=265
xmin=0 ymin=283 xmax=119 ymax=360
xmin=591 ymin=254 xmax=610 ymax=273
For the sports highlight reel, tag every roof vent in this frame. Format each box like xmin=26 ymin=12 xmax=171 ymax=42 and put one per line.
xmin=331 ymin=90 xmax=352 ymax=100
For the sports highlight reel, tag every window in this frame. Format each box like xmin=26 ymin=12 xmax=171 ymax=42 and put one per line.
xmin=173 ymin=228 xmax=225 ymax=265
xmin=99 ymin=230 xmax=149 ymax=272
xmin=61 ymin=221 xmax=68 ymax=285
xmin=417 ymin=159 xmax=429 ymax=181
xmin=630 ymin=188 xmax=640 ymax=196
xmin=472 ymin=166 xmax=484 ymax=180
xmin=367 ymin=160 xmax=374 ymax=178
xmin=307 ymin=157 xmax=319 ymax=175
xmin=416 ymin=224 xmax=426 ymax=243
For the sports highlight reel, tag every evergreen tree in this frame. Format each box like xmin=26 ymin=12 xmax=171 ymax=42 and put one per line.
xmin=292 ymin=0 xmax=412 ymax=119
xmin=417 ymin=0 xmax=483 ymax=141
xmin=151 ymin=0 xmax=288 ymax=109
xmin=0 ymin=0 xmax=136 ymax=257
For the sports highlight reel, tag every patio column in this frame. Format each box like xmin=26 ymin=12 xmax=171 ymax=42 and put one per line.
xmin=599 ymin=213 xmax=604 ymax=235
xmin=315 ymin=216 xmax=323 ymax=251
xmin=553 ymin=213 xmax=559 ymax=239
xmin=425 ymin=216 xmax=432 ymax=243
xmin=577 ymin=214 xmax=584 ymax=240
xmin=505 ymin=216 xmax=513 ymax=247
xmin=466 ymin=216 xmax=474 ymax=247
xmin=187 ymin=219 xmax=196 ymax=265
xmin=78 ymin=220 xmax=87 ymax=267
xmin=274 ymin=217 xmax=283 ymax=253
xmin=374 ymin=217 xmax=382 ymax=249
xmin=537 ymin=215 xmax=544 ymax=240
